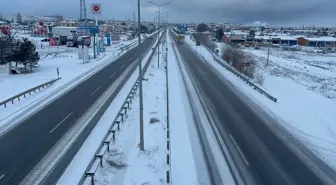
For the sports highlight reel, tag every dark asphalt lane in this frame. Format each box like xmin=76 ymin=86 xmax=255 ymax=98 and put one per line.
xmin=171 ymin=32 xmax=336 ymax=185
xmin=0 ymin=35 xmax=157 ymax=185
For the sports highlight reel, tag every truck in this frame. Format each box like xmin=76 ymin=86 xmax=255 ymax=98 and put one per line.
xmin=176 ymin=34 xmax=185 ymax=45
xmin=51 ymin=26 xmax=77 ymax=46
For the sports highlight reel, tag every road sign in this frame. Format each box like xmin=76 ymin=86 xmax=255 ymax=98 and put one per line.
xmin=77 ymin=26 xmax=99 ymax=35
xmin=91 ymin=3 xmax=101 ymax=14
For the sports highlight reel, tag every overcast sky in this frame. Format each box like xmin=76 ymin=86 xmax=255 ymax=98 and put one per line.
xmin=1 ymin=0 xmax=336 ymax=26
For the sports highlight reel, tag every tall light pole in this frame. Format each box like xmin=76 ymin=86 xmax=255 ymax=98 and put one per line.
xmin=138 ymin=0 xmax=144 ymax=151
xmin=267 ymin=35 xmax=271 ymax=66
xmin=148 ymin=0 xmax=170 ymax=68
xmin=155 ymin=11 xmax=168 ymax=51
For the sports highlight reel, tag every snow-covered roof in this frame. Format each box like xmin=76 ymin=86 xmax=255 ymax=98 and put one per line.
xmin=255 ymin=35 xmax=336 ymax=42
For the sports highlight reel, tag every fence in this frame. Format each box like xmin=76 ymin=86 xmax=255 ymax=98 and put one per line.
xmin=0 ymin=78 xmax=62 ymax=108
xmin=78 ymin=30 xmax=166 ymax=185
xmin=189 ymin=34 xmax=277 ymax=102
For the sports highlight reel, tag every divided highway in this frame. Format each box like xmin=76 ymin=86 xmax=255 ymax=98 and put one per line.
xmin=171 ymin=32 xmax=336 ymax=185
xmin=0 ymin=34 xmax=158 ymax=185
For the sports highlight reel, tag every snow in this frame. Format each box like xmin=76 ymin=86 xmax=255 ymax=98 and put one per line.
xmin=55 ymin=30 xmax=165 ymax=185
xmin=94 ymin=53 xmax=167 ymax=185
xmin=185 ymin=36 xmax=336 ymax=170
xmin=170 ymin=33 xmax=241 ymax=184
xmin=242 ymin=47 xmax=336 ymax=99
xmin=0 ymin=38 xmax=139 ymax=134
xmin=167 ymin=33 xmax=210 ymax=185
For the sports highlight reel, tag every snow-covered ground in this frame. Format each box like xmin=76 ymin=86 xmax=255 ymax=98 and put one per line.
xmin=94 ymin=52 xmax=167 ymax=185
xmin=243 ymin=47 xmax=336 ymax=99
xmin=185 ymin=35 xmax=336 ymax=170
xmin=0 ymin=38 xmax=139 ymax=134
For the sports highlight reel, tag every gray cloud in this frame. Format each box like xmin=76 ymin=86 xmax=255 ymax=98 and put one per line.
xmin=0 ymin=0 xmax=336 ymax=26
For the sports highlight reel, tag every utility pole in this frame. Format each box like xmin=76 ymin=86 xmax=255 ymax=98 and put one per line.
xmin=158 ymin=7 xmax=160 ymax=68
xmin=267 ymin=35 xmax=270 ymax=66
xmin=138 ymin=0 xmax=144 ymax=151
xmin=133 ymin=11 xmax=136 ymax=33
xmin=148 ymin=1 xmax=170 ymax=68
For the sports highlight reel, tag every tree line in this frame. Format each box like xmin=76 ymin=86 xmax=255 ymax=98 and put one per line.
xmin=0 ymin=36 xmax=40 ymax=73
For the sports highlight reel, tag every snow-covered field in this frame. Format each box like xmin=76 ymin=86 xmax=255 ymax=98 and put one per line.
xmin=243 ymin=47 xmax=336 ymax=99
xmin=185 ymin=36 xmax=336 ymax=170
xmin=0 ymin=37 xmax=139 ymax=133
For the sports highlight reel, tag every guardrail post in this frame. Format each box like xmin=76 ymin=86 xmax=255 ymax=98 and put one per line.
xmin=103 ymin=141 xmax=110 ymax=151
xmin=85 ymin=172 xmax=95 ymax=185
xmin=95 ymin=154 xmax=103 ymax=166
xmin=119 ymin=113 xmax=124 ymax=122
xmin=122 ymin=106 xmax=127 ymax=116
xmin=115 ymin=121 xmax=120 ymax=130
xmin=126 ymin=101 xmax=130 ymax=108
xmin=90 ymin=174 xmax=95 ymax=185
xmin=111 ymin=130 xmax=116 ymax=141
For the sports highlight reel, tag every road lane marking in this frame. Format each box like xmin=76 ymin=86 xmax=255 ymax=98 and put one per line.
xmin=109 ymin=72 xmax=116 ymax=79
xmin=207 ymin=96 xmax=216 ymax=110
xmin=120 ymin=64 xmax=125 ymax=69
xmin=90 ymin=86 xmax=102 ymax=97
xmin=0 ymin=174 xmax=5 ymax=181
xmin=49 ymin=112 xmax=74 ymax=134
xmin=229 ymin=134 xmax=250 ymax=166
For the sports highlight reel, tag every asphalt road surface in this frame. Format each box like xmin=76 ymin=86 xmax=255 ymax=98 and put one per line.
xmin=171 ymin=32 xmax=336 ymax=185
xmin=0 ymin=34 xmax=157 ymax=185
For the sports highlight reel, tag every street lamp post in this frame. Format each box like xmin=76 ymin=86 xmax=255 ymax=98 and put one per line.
xmin=155 ymin=11 xmax=168 ymax=51
xmin=138 ymin=0 xmax=144 ymax=151
xmin=148 ymin=1 xmax=170 ymax=68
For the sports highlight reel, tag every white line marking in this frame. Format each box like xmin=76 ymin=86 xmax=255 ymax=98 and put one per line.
xmin=109 ymin=72 xmax=116 ymax=79
xmin=207 ymin=97 xmax=216 ymax=110
xmin=0 ymin=174 xmax=5 ymax=180
xmin=229 ymin=134 xmax=250 ymax=166
xmin=120 ymin=64 xmax=125 ymax=69
xmin=90 ymin=86 xmax=102 ymax=97
xmin=49 ymin=112 xmax=73 ymax=134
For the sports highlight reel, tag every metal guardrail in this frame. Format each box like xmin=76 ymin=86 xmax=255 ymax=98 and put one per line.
xmin=188 ymin=34 xmax=278 ymax=102
xmin=78 ymin=30 xmax=166 ymax=185
xmin=211 ymin=54 xmax=277 ymax=102
xmin=0 ymin=78 xmax=62 ymax=108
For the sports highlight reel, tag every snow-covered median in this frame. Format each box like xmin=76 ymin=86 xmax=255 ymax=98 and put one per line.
xmin=185 ymin=36 xmax=336 ymax=170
